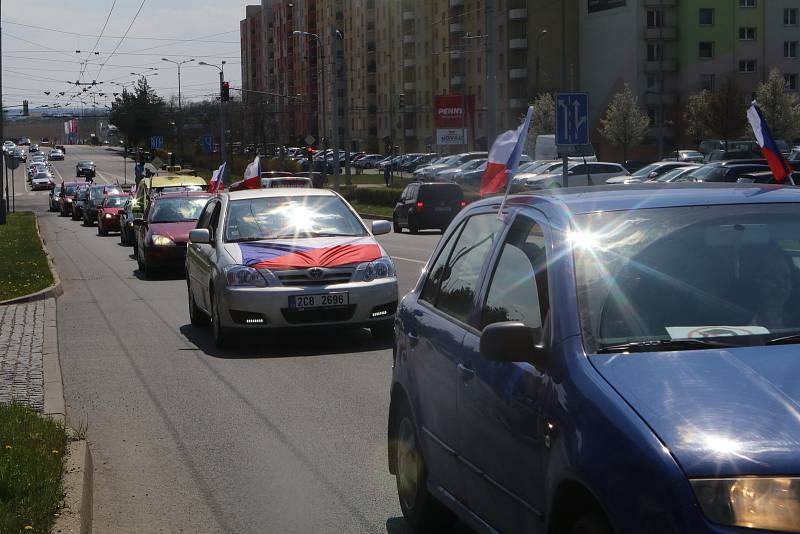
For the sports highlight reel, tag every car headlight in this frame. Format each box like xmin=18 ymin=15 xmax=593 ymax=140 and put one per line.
xmin=66 ymin=198 xmax=73 ymax=203
xmin=103 ymin=213 xmax=112 ymax=219
xmin=151 ymin=235 xmax=175 ymax=246
xmin=223 ymin=265 xmax=268 ymax=287
xmin=691 ymin=477 xmax=800 ymax=532
xmin=360 ymin=257 xmax=396 ymax=282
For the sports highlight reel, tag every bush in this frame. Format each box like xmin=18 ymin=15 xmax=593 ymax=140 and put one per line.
xmin=338 ymin=185 xmax=357 ymax=200
xmin=353 ymin=187 xmax=404 ymax=207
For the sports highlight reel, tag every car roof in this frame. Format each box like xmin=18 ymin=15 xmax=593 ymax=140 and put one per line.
xmin=147 ymin=175 xmax=207 ymax=188
xmin=61 ymin=181 xmax=83 ymax=186
xmin=472 ymin=183 xmax=800 ymax=216
xmin=224 ymin=188 xmax=337 ymax=201
xmin=153 ymin=191 xmax=212 ymax=200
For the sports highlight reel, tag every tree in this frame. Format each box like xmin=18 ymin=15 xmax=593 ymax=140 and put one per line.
xmin=705 ymin=77 xmax=747 ymax=148
xmin=524 ymin=93 xmax=555 ymax=156
xmin=110 ymin=77 xmax=165 ymax=148
xmin=755 ymin=68 xmax=800 ymax=141
xmin=684 ymin=90 xmax=711 ymax=143
xmin=598 ymin=84 xmax=650 ymax=162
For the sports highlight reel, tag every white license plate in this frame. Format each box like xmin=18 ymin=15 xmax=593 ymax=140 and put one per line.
xmin=290 ymin=292 xmax=349 ymax=309
xmin=435 ymin=206 xmax=452 ymax=212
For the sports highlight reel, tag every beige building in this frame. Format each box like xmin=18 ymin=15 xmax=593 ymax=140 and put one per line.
xmin=343 ymin=0 xmax=379 ymax=152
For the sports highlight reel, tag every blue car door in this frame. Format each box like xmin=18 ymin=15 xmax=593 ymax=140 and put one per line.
xmin=407 ymin=212 xmax=503 ymax=504
xmin=458 ymin=212 xmax=553 ymax=533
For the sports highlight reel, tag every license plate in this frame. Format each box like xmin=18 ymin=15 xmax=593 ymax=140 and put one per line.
xmin=435 ymin=206 xmax=452 ymax=212
xmin=290 ymin=292 xmax=349 ymax=309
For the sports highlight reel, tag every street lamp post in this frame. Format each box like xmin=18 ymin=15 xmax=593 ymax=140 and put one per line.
xmin=535 ymin=30 xmax=548 ymax=96
xmin=162 ymin=58 xmax=194 ymax=164
xmin=292 ymin=31 xmax=327 ymax=186
xmin=198 ymin=61 xmax=227 ymax=179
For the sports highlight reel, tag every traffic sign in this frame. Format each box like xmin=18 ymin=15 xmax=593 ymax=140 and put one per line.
xmin=201 ymin=135 xmax=214 ymax=153
xmin=555 ymin=93 xmax=589 ymax=147
xmin=5 ymin=156 xmax=20 ymax=170
xmin=150 ymin=136 xmax=164 ymax=150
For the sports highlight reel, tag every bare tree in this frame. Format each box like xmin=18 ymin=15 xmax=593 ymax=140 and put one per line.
xmin=705 ymin=77 xmax=747 ymax=149
xmin=755 ymin=68 xmax=800 ymax=141
xmin=683 ymin=90 xmax=711 ymax=144
xmin=598 ymin=84 xmax=650 ymax=162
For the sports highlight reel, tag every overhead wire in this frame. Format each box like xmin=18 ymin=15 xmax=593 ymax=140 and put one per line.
xmin=94 ymin=0 xmax=148 ymax=81
xmin=1 ymin=20 xmax=238 ymax=43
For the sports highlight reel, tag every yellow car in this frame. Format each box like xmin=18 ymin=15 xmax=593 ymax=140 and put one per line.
xmin=131 ymin=174 xmax=208 ymax=221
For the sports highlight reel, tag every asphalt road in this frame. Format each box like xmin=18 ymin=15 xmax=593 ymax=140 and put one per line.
xmin=10 ymin=146 xmax=454 ymax=533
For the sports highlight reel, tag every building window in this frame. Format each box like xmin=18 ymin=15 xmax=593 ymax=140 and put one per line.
xmin=699 ymin=8 xmax=714 ymax=26
xmin=647 ymin=9 xmax=663 ymax=28
xmin=647 ymin=43 xmax=664 ymax=61
xmin=700 ymin=74 xmax=716 ymax=91
xmin=647 ymin=108 xmax=662 ymax=126
xmin=785 ymin=41 xmax=798 ymax=59
xmin=785 ymin=74 xmax=798 ymax=91
xmin=738 ymin=27 xmax=757 ymax=40
xmin=646 ymin=74 xmax=663 ymax=93
xmin=698 ymin=41 xmax=714 ymax=59
xmin=739 ymin=0 xmax=755 ymax=7
xmin=786 ymin=8 xmax=799 ymax=26
xmin=739 ymin=59 xmax=757 ymax=73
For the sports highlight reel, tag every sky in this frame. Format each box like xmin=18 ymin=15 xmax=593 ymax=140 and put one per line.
xmin=2 ymin=0 xmax=245 ymax=112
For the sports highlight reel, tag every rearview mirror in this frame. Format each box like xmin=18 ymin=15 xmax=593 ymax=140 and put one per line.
xmin=372 ymin=220 xmax=391 ymax=236
xmin=189 ymin=229 xmax=211 ymax=244
xmin=480 ymin=321 xmax=547 ymax=368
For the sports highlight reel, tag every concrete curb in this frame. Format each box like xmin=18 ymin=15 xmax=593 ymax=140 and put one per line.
xmin=42 ymin=298 xmax=65 ymax=424
xmin=0 ymin=217 xmax=63 ymax=306
xmin=55 ymin=440 xmax=94 ymax=534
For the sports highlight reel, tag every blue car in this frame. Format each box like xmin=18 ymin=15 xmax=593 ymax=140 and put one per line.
xmin=389 ymin=183 xmax=800 ymax=534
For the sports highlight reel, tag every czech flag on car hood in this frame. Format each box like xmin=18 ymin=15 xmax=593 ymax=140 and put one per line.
xmin=237 ymin=237 xmax=382 ymax=270
xmin=747 ymin=101 xmax=793 ymax=182
xmin=480 ymin=106 xmax=534 ymax=196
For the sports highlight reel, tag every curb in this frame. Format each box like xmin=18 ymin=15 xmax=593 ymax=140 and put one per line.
xmin=54 ymin=439 xmax=94 ymax=534
xmin=0 ymin=217 xmax=63 ymax=306
xmin=42 ymin=298 xmax=66 ymax=424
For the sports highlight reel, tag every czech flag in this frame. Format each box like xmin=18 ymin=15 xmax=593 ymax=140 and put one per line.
xmin=208 ymin=162 xmax=226 ymax=193
xmin=747 ymin=101 xmax=793 ymax=182
xmin=239 ymin=237 xmax=382 ymax=270
xmin=480 ymin=106 xmax=534 ymax=196
xmin=240 ymin=155 xmax=262 ymax=190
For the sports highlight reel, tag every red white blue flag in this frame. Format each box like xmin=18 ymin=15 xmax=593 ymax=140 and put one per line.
xmin=480 ymin=106 xmax=534 ymax=196
xmin=238 ymin=237 xmax=382 ymax=270
xmin=208 ymin=162 xmax=226 ymax=193
xmin=239 ymin=155 xmax=262 ymax=190
xmin=747 ymin=101 xmax=793 ymax=182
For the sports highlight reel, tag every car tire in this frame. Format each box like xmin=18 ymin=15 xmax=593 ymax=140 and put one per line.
xmin=370 ymin=322 xmax=394 ymax=340
xmin=394 ymin=401 xmax=454 ymax=530
xmin=83 ymin=214 xmax=91 ymax=227
xmin=408 ymin=214 xmax=419 ymax=235
xmin=188 ymin=282 xmax=210 ymax=327
xmin=392 ymin=213 xmax=402 ymax=233
xmin=210 ymin=292 xmax=231 ymax=348
xmin=569 ymin=512 xmax=614 ymax=534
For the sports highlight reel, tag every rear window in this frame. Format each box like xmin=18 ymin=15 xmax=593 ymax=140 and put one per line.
xmin=266 ymin=179 xmax=311 ymax=188
xmin=419 ymin=185 xmax=464 ymax=202
xmin=103 ymin=196 xmax=126 ymax=208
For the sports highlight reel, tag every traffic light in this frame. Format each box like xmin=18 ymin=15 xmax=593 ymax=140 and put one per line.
xmin=22 ymin=100 xmax=29 ymax=116
xmin=221 ymin=81 xmax=230 ymax=102
xmin=306 ymin=146 xmax=314 ymax=161
xmin=398 ymin=93 xmax=405 ymax=109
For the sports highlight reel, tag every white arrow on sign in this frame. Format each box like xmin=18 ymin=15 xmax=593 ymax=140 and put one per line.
xmin=558 ymin=100 xmax=569 ymax=141
xmin=573 ymin=99 xmax=586 ymax=139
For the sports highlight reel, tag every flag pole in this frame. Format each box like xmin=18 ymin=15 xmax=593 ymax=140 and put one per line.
xmin=497 ymin=106 xmax=534 ymax=219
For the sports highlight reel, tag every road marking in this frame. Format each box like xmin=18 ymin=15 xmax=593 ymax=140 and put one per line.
xmin=391 ymin=255 xmax=427 ymax=265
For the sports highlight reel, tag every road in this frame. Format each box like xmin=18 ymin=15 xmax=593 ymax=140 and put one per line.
xmin=10 ymin=146 xmax=453 ymax=533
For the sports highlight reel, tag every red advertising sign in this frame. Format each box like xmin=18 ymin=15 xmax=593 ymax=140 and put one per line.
xmin=435 ymin=95 xmax=468 ymax=128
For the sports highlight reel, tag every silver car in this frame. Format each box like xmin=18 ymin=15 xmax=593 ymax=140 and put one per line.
xmin=185 ymin=188 xmax=398 ymax=347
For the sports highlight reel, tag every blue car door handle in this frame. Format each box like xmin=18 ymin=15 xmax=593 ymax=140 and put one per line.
xmin=457 ymin=363 xmax=475 ymax=381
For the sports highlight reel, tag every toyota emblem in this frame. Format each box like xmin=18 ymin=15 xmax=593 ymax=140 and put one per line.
xmin=308 ymin=267 xmax=324 ymax=280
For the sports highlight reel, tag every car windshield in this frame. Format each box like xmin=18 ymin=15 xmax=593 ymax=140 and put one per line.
xmin=656 ymin=167 xmax=696 ymax=182
xmin=225 ymin=195 xmax=366 ymax=241
xmin=64 ymin=186 xmax=77 ymax=195
xmin=79 ymin=161 xmax=94 ymax=167
xmin=103 ymin=196 xmax=127 ymax=208
xmin=573 ymin=204 xmax=800 ymax=353
xmin=34 ymin=173 xmax=50 ymax=180
xmin=685 ymin=165 xmax=723 ymax=181
xmin=149 ymin=197 xmax=209 ymax=223
xmin=631 ymin=163 xmax=661 ymax=177
xmin=91 ymin=187 xmax=121 ymax=199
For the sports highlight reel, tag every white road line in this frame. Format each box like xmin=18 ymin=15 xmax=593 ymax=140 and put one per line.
xmin=391 ymin=255 xmax=427 ymax=265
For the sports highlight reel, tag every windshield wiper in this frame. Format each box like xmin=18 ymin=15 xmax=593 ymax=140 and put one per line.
xmin=596 ymin=338 xmax=740 ymax=354
xmin=765 ymin=333 xmax=800 ymax=346
xmin=308 ymin=232 xmax=360 ymax=237
xmin=229 ymin=237 xmax=266 ymax=243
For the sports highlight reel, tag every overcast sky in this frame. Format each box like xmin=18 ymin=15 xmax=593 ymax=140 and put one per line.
xmin=2 ymin=0 xmax=245 ymax=111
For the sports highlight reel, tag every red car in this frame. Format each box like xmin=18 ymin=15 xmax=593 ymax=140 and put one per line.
xmin=96 ymin=194 xmax=129 ymax=236
xmin=58 ymin=181 xmax=83 ymax=217
xmin=133 ymin=192 xmax=212 ymax=277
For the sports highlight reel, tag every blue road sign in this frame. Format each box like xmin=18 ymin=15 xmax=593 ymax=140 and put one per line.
xmin=150 ymin=136 xmax=164 ymax=150
xmin=555 ymin=93 xmax=589 ymax=146
xmin=201 ymin=135 xmax=213 ymax=153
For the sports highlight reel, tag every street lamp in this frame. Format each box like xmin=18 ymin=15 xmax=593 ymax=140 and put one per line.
xmin=161 ymin=58 xmax=194 ymax=163
xmin=293 ymin=30 xmax=328 ymax=186
xmin=535 ymin=29 xmax=548 ymax=96
xmin=198 ymin=61 xmax=228 ymax=171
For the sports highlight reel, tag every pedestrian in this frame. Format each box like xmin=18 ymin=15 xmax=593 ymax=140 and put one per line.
xmin=384 ymin=162 xmax=391 ymax=187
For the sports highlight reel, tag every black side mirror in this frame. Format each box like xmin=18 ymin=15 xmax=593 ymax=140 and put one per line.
xmin=480 ymin=321 xmax=547 ymax=368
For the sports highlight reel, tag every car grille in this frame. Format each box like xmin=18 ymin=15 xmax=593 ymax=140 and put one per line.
xmin=281 ymin=305 xmax=356 ymax=324
xmin=274 ymin=267 xmax=355 ymax=287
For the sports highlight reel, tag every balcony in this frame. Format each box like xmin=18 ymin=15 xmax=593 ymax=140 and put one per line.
xmin=644 ymin=27 xmax=677 ymax=40
xmin=509 ymin=98 xmax=528 ymax=109
xmin=449 ymin=0 xmax=464 ymax=6
xmin=645 ymin=92 xmax=677 ymax=106
xmin=451 ymin=75 xmax=465 ymax=86
xmin=404 ymin=82 xmax=416 ymax=91
xmin=509 ymin=38 xmax=528 ymax=50
xmin=509 ymin=68 xmax=528 ymax=80
xmin=403 ymin=11 xmax=414 ymax=21
xmin=508 ymin=8 xmax=528 ymax=20
xmin=405 ymin=129 xmax=416 ymax=137
xmin=450 ymin=23 xmax=464 ymax=33
xmin=645 ymin=59 xmax=677 ymax=72
xmin=403 ymin=35 xmax=416 ymax=45
xmin=403 ymin=58 xmax=415 ymax=67
xmin=450 ymin=50 xmax=464 ymax=59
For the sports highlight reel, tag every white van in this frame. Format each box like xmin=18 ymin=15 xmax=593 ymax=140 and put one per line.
xmin=534 ymin=134 xmax=597 ymax=162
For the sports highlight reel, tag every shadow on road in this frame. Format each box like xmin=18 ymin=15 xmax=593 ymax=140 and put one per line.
xmin=132 ymin=268 xmax=187 ymax=282
xmin=385 ymin=516 xmax=473 ymax=534
xmin=180 ymin=323 xmax=393 ymax=360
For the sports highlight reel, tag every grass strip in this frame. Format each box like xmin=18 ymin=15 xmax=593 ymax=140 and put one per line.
xmin=0 ymin=212 xmax=54 ymax=301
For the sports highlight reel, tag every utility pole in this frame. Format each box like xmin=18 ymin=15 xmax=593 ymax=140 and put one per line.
xmin=162 ymin=58 xmax=194 ymax=164
xmin=331 ymin=26 xmax=341 ymax=192
xmin=560 ymin=0 xmax=569 ymax=187
xmin=0 ymin=4 xmax=5 ymax=225
xmin=292 ymin=31 xmax=327 ymax=186
xmin=200 ymin=61 xmax=228 ymax=181
xmin=485 ymin=0 xmax=497 ymax=150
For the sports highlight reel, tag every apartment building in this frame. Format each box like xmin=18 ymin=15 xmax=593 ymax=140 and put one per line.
xmin=343 ymin=0 xmax=379 ymax=152
xmin=240 ymin=5 xmax=265 ymax=95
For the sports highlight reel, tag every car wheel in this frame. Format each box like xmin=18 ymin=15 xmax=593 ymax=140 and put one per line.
xmin=188 ymin=281 xmax=210 ymax=327
xmin=408 ymin=214 xmax=419 ymax=234
xmin=83 ymin=214 xmax=91 ymax=226
xmin=392 ymin=213 xmax=402 ymax=233
xmin=370 ymin=322 xmax=394 ymax=340
xmin=210 ymin=292 xmax=231 ymax=348
xmin=569 ymin=512 xmax=614 ymax=534
xmin=394 ymin=402 xmax=454 ymax=530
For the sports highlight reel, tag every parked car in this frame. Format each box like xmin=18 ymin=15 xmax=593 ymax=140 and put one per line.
xmin=651 ymin=164 xmax=703 ymax=183
xmin=418 ymin=153 xmax=488 ymax=180
xmin=389 ymin=182 xmax=800 ymax=534
xmin=49 ymin=182 xmax=63 ymax=211
xmin=83 ymin=185 xmax=123 ymax=226
xmin=605 ymin=161 xmax=694 ymax=184
xmin=229 ymin=174 xmax=311 ymax=191
xmin=76 ymin=160 xmax=96 ymax=179
xmin=185 ymin=189 xmax=397 ymax=346
xmin=434 ymin=158 xmax=486 ymax=182
xmin=133 ymin=192 xmax=213 ymax=277
xmin=705 ymin=149 xmax=762 ymax=163
xmin=96 ymin=194 xmax=129 ymax=235
xmin=31 ymin=171 xmax=55 ymax=191
xmin=392 ymin=182 xmax=466 ymax=234
xmin=622 ymin=159 xmax=654 ymax=173
xmin=665 ymin=150 xmax=705 ymax=163
xmin=354 ymin=154 xmax=385 ymax=169
xmin=453 ymin=160 xmax=488 ymax=185
xmin=525 ymin=162 xmax=629 ymax=188
xmin=789 ymin=146 xmax=800 ymax=163
xmin=737 ymin=170 xmax=799 ymax=185
xmin=71 ymin=185 xmax=90 ymax=220
xmin=683 ymin=162 xmax=769 ymax=183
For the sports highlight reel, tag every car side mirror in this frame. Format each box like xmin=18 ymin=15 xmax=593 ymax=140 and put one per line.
xmin=480 ymin=321 xmax=547 ymax=368
xmin=132 ymin=218 xmax=145 ymax=227
xmin=117 ymin=209 xmax=125 ymax=215
xmin=189 ymin=229 xmax=211 ymax=244
xmin=372 ymin=220 xmax=391 ymax=236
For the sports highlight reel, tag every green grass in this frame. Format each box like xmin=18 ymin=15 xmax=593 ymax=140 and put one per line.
xmin=0 ymin=213 xmax=54 ymax=301
xmin=349 ymin=202 xmax=394 ymax=218
xmin=343 ymin=174 xmax=414 ymax=187
xmin=0 ymin=403 xmax=68 ymax=533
